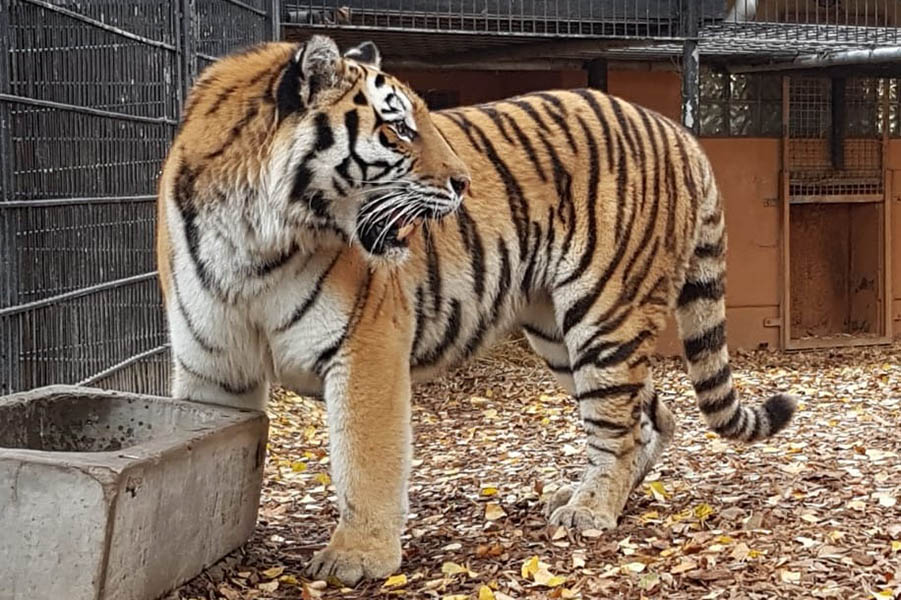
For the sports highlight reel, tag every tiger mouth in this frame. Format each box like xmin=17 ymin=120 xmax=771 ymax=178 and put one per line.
xmin=356 ymin=208 xmax=424 ymax=255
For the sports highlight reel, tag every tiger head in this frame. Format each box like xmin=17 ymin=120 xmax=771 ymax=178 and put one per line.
xmin=273 ymin=35 xmax=470 ymax=260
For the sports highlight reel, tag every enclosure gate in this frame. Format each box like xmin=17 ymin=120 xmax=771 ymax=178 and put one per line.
xmin=780 ymin=74 xmax=894 ymax=349
xmin=0 ymin=0 xmax=279 ymax=396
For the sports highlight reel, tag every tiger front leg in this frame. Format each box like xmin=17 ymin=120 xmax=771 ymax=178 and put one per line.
xmin=305 ymin=280 xmax=413 ymax=585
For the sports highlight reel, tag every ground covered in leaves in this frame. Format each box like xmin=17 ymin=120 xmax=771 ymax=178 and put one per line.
xmin=174 ymin=339 xmax=901 ymax=600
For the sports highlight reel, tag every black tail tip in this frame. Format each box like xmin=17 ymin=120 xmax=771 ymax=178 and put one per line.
xmin=764 ymin=394 xmax=797 ymax=436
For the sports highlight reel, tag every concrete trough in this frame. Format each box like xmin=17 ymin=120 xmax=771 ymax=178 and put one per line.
xmin=0 ymin=385 xmax=269 ymax=600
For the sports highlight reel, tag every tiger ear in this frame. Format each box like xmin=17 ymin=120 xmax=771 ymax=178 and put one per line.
xmin=343 ymin=41 xmax=381 ymax=69
xmin=294 ymin=35 xmax=343 ymax=100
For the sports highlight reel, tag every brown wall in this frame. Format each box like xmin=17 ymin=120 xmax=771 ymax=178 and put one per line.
xmin=392 ymin=68 xmax=901 ymax=352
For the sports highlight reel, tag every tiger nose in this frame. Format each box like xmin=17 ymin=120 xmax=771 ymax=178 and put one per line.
xmin=450 ymin=176 xmax=469 ymax=197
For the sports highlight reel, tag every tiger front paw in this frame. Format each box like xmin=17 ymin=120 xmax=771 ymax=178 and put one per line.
xmin=305 ymin=532 xmax=401 ymax=586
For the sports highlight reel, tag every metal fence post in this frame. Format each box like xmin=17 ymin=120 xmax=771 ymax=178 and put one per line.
xmin=270 ymin=0 xmax=281 ymax=41
xmin=680 ymin=0 xmax=701 ymax=135
xmin=0 ymin=0 xmax=19 ymax=393
xmin=181 ymin=0 xmax=195 ymax=97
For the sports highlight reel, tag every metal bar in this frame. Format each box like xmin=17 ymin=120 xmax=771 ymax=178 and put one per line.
xmin=182 ymin=0 xmax=195 ymax=92
xmin=384 ymin=58 xmax=586 ymax=71
xmin=0 ymin=94 xmax=177 ymax=125
xmin=18 ymin=0 xmax=178 ymax=51
xmin=0 ymin=272 xmax=159 ymax=318
xmin=219 ymin=0 xmax=267 ymax=18
xmin=780 ymin=74 xmax=791 ymax=349
xmin=270 ymin=0 xmax=282 ymax=40
xmin=78 ymin=344 xmax=170 ymax=387
xmin=586 ymin=58 xmax=608 ymax=92
xmin=681 ymin=0 xmax=700 ymax=134
xmin=0 ymin=195 xmax=156 ymax=209
xmin=730 ymin=46 xmax=901 ymax=73
xmin=882 ymin=80 xmax=893 ymax=339
xmin=0 ymin=0 xmax=17 ymax=393
xmin=831 ymin=77 xmax=846 ymax=169
xmin=196 ymin=52 xmax=219 ymax=63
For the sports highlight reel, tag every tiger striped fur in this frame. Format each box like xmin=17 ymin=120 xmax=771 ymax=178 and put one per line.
xmin=156 ymin=35 xmax=797 ymax=584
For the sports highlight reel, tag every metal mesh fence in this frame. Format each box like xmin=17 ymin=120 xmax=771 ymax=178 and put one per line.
xmin=0 ymin=0 xmax=278 ymax=396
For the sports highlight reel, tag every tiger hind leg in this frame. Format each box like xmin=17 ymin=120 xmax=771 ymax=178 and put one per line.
xmin=548 ymin=320 xmax=672 ymax=530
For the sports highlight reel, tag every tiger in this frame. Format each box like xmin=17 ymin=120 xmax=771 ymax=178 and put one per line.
xmin=155 ymin=35 xmax=797 ymax=585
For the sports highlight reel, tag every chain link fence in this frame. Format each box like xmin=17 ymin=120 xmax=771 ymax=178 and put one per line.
xmin=0 ymin=0 xmax=279 ymax=396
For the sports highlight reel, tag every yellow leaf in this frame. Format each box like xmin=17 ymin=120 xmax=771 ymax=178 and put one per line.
xmin=279 ymin=574 xmax=299 ymax=585
xmin=872 ymin=590 xmax=895 ymax=599
xmin=441 ymin=562 xmax=467 ymax=576
xmin=314 ymin=473 xmax=331 ymax=486
xmin=748 ymin=549 xmax=763 ymax=559
xmin=693 ymin=503 xmax=715 ymax=521
xmin=533 ymin=570 xmax=566 ymax=587
xmin=646 ymin=481 xmax=669 ymax=501
xmin=383 ymin=574 xmax=408 ymax=588
xmin=261 ymin=566 xmax=284 ymax=579
xmin=481 ymin=486 xmax=499 ymax=496
xmin=522 ymin=556 xmax=540 ymax=578
xmin=479 ymin=585 xmax=496 ymax=600
xmin=258 ymin=580 xmax=279 ymax=593
xmin=891 ymin=541 xmax=901 ymax=553
xmin=290 ymin=461 xmax=307 ymax=473
xmin=640 ymin=510 xmax=660 ymax=523
xmin=485 ymin=502 xmax=506 ymax=521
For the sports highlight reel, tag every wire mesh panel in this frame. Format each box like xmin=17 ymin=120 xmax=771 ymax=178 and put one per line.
xmin=283 ymin=0 xmax=715 ymax=39
xmin=0 ymin=0 xmax=277 ymax=396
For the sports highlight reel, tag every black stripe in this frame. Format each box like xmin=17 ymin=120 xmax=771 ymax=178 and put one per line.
xmin=445 ymin=116 xmax=529 ymax=258
xmin=583 ymin=416 xmax=631 ymax=433
xmin=533 ymin=93 xmax=577 ymax=153
xmin=254 ymin=243 xmax=299 ymax=277
xmin=171 ymin=273 xmax=221 ymax=354
xmin=425 ymin=238 xmax=442 ymax=314
xmin=714 ymin=405 xmax=745 ymax=437
xmin=647 ymin=392 xmax=661 ymax=432
xmin=694 ymin=364 xmax=731 ymax=393
xmin=576 ymin=382 xmax=644 ymax=401
xmin=173 ymin=164 xmax=214 ymax=291
xmin=556 ymin=114 xmax=600 ymax=288
xmin=700 ymin=389 xmax=736 ymax=415
xmin=587 ymin=442 xmax=623 ymax=457
xmin=521 ymin=221 xmax=542 ymax=297
xmin=177 ymin=356 xmax=257 ymax=396
xmin=275 ymin=58 xmax=304 ymax=122
xmin=460 ymin=236 xmax=512 ymax=359
xmin=313 ymin=112 xmax=334 ymax=151
xmin=695 ymin=238 xmax=725 ymax=258
xmin=683 ymin=322 xmax=727 ymax=363
xmin=678 ymin=278 xmax=725 ymax=306
xmin=276 ymin=254 xmax=340 ymax=332
xmin=413 ymin=298 xmax=462 ymax=368
xmin=314 ymin=270 xmax=373 ymax=377
xmin=574 ymin=329 xmax=652 ymax=372
xmin=456 ymin=206 xmax=486 ymax=301
xmin=522 ymin=323 xmax=561 ymax=343
xmin=509 ymin=99 xmax=550 ymax=132
xmin=474 ymin=106 xmax=514 ymax=145
xmin=573 ymin=89 xmax=614 ymax=172
xmin=205 ymin=103 xmax=260 ymax=159
xmin=206 ymin=85 xmax=238 ymax=115
xmin=609 ymin=97 xmax=640 ymax=162
xmin=503 ymin=114 xmax=547 ymax=182
xmin=411 ymin=286 xmax=428 ymax=357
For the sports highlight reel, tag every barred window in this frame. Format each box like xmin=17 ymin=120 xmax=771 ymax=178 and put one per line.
xmin=699 ymin=67 xmax=782 ymax=137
